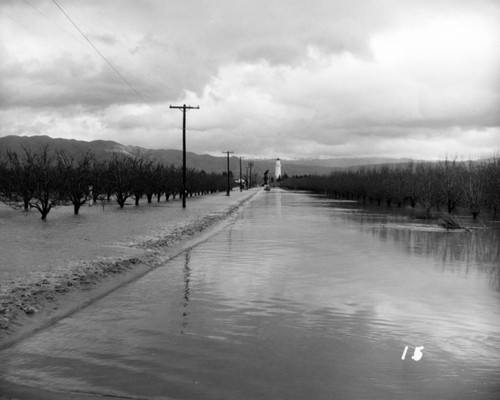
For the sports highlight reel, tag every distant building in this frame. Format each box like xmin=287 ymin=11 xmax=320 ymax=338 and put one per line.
xmin=275 ymin=158 xmax=282 ymax=180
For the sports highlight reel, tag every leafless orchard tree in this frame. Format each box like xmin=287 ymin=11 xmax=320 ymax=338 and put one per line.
xmin=3 ymin=148 xmax=36 ymax=211
xmin=436 ymin=158 xmax=461 ymax=214
xmin=57 ymin=150 xmax=94 ymax=215
xmin=108 ymin=154 xmax=138 ymax=208
xmin=131 ymin=157 xmax=146 ymax=206
xmin=458 ymin=160 xmax=488 ymax=220
xmin=1 ymin=146 xmax=238 ymax=221
xmin=163 ymin=165 xmax=182 ymax=201
xmin=22 ymin=146 xmax=62 ymax=220
xmin=2 ymin=146 xmax=61 ymax=219
xmin=0 ymin=157 xmax=9 ymax=203
xmin=410 ymin=163 xmax=441 ymax=218
xmin=280 ymin=156 xmax=500 ymax=220
xmin=143 ymin=161 xmax=161 ymax=203
xmin=487 ymin=156 xmax=500 ymax=219
xmin=88 ymin=160 xmax=111 ymax=203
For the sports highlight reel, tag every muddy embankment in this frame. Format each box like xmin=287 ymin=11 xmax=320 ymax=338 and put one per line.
xmin=0 ymin=189 xmax=259 ymax=349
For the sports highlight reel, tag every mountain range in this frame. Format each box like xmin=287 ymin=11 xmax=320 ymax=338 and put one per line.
xmin=0 ymin=135 xmax=415 ymax=178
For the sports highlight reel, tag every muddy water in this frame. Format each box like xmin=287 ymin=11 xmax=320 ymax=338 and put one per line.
xmin=1 ymin=189 xmax=499 ymax=399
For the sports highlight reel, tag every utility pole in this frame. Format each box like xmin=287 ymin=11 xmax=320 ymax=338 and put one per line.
xmin=246 ymin=166 xmax=249 ymax=190
xmin=170 ymin=104 xmax=199 ymax=208
xmin=223 ymin=151 xmax=234 ymax=196
xmin=239 ymin=157 xmax=243 ymax=192
xmin=248 ymin=161 xmax=254 ymax=189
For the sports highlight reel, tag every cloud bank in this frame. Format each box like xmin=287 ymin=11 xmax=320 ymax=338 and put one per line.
xmin=1 ymin=0 xmax=499 ymax=159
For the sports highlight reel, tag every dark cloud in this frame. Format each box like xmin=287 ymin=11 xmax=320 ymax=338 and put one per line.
xmin=1 ymin=0 xmax=499 ymax=159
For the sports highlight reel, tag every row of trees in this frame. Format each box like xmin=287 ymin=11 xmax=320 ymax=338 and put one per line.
xmin=0 ymin=147 xmax=234 ymax=220
xmin=280 ymin=157 xmax=500 ymax=220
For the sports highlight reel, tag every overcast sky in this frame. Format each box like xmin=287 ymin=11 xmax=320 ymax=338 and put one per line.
xmin=1 ymin=0 xmax=499 ymax=160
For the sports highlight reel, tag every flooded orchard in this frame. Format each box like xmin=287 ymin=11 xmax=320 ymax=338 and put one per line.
xmin=1 ymin=189 xmax=499 ymax=399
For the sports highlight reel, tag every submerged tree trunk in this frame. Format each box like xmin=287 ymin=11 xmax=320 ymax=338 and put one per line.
xmin=73 ymin=202 xmax=81 ymax=215
xmin=116 ymin=194 xmax=126 ymax=208
xmin=447 ymin=198 xmax=456 ymax=214
xmin=32 ymin=200 xmax=52 ymax=220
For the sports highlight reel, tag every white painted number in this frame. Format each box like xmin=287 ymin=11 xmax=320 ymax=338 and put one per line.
xmin=401 ymin=346 xmax=408 ymax=360
xmin=401 ymin=345 xmax=424 ymax=361
xmin=411 ymin=346 xmax=424 ymax=361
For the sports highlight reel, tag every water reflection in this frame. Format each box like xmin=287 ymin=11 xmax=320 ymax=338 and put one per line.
xmin=1 ymin=190 xmax=499 ymax=399
xmin=365 ymin=222 xmax=500 ymax=290
xmin=182 ymin=251 xmax=191 ymax=334
xmin=314 ymin=197 xmax=500 ymax=291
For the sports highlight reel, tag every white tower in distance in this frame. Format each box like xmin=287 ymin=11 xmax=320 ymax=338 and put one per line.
xmin=275 ymin=158 xmax=282 ymax=180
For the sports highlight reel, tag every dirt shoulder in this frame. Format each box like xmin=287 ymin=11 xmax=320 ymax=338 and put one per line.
xmin=0 ymin=189 xmax=259 ymax=350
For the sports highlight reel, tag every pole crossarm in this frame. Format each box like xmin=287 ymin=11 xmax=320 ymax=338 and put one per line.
xmin=170 ymin=105 xmax=200 ymax=111
xmin=170 ymin=104 xmax=199 ymax=208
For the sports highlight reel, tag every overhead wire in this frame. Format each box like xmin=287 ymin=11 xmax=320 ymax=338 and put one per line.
xmin=45 ymin=1 xmax=170 ymax=93
xmin=4 ymin=0 xmax=178 ymax=126
xmin=1 ymin=2 xmax=92 ymax=61
xmin=23 ymin=0 xmax=171 ymax=100
xmin=21 ymin=0 xmax=81 ymax=42
xmin=50 ymin=0 xmax=171 ymax=121
xmin=0 ymin=9 xmax=42 ymax=38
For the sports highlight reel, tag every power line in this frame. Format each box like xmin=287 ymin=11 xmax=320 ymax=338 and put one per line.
xmin=8 ymin=0 xmax=178 ymax=127
xmin=2 ymin=2 xmax=92 ymax=61
xmin=51 ymin=0 xmax=156 ymax=110
xmin=21 ymin=0 xmax=81 ymax=42
xmin=22 ymin=0 xmax=172 ymax=99
xmin=9 ymin=0 xmax=173 ymax=116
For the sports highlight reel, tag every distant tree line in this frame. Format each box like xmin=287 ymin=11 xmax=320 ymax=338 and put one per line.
xmin=0 ymin=146 xmax=233 ymax=220
xmin=280 ymin=156 xmax=500 ymax=220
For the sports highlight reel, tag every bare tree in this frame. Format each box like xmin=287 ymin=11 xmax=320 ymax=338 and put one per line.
xmin=485 ymin=155 xmax=500 ymax=219
xmin=29 ymin=147 xmax=61 ymax=220
xmin=0 ymin=155 xmax=9 ymax=202
xmin=143 ymin=160 xmax=160 ymax=203
xmin=131 ymin=157 xmax=145 ymax=206
xmin=57 ymin=150 xmax=94 ymax=215
xmin=88 ymin=160 xmax=111 ymax=203
xmin=3 ymin=148 xmax=36 ymax=211
xmin=108 ymin=154 xmax=138 ymax=208
xmin=459 ymin=160 xmax=488 ymax=220
xmin=436 ymin=158 xmax=461 ymax=214
xmin=163 ymin=165 xmax=181 ymax=201
xmin=412 ymin=163 xmax=440 ymax=218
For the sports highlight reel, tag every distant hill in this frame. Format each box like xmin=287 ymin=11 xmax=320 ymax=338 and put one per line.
xmin=0 ymin=135 xmax=417 ymax=177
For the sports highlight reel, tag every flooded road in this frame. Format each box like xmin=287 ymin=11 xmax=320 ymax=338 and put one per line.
xmin=1 ymin=189 xmax=499 ymax=399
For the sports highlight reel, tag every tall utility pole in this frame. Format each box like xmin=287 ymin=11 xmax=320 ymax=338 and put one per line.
xmin=170 ymin=104 xmax=199 ymax=208
xmin=239 ymin=157 xmax=243 ymax=192
xmin=246 ymin=166 xmax=249 ymax=190
xmin=248 ymin=161 xmax=254 ymax=189
xmin=223 ymin=151 xmax=234 ymax=196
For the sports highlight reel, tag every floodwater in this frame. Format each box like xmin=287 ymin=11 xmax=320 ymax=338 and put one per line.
xmin=0 ymin=196 xmax=212 ymax=280
xmin=0 ymin=191 xmax=249 ymax=286
xmin=1 ymin=189 xmax=499 ymax=399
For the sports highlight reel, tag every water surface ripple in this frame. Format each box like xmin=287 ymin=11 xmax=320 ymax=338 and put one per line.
xmin=1 ymin=190 xmax=499 ymax=399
